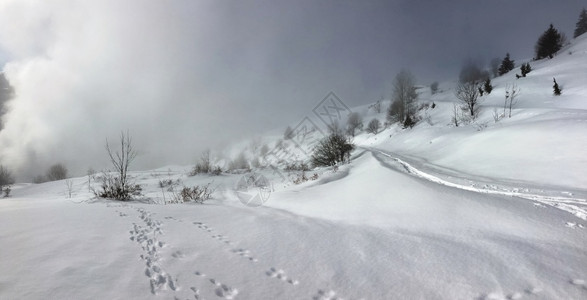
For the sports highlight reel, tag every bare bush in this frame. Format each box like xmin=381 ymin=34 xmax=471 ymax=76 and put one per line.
xmin=284 ymin=161 xmax=310 ymax=171
xmin=65 ymin=179 xmax=74 ymax=198
xmin=168 ymin=183 xmax=213 ymax=204
xmin=504 ymin=84 xmax=521 ymax=118
xmin=190 ymin=150 xmax=212 ymax=175
xmin=0 ymin=165 xmax=14 ymax=197
xmin=366 ymin=118 xmax=381 ymax=134
xmin=455 ymin=81 xmax=481 ymax=118
xmin=346 ymin=112 xmax=363 ymax=137
xmin=229 ymin=151 xmax=250 ymax=171
xmin=46 ymin=163 xmax=68 ymax=181
xmin=95 ymin=131 xmax=142 ymax=201
xmin=311 ymin=133 xmax=354 ymax=167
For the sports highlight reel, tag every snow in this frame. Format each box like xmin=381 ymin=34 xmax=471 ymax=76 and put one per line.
xmin=2 ymin=27 xmax=587 ymax=300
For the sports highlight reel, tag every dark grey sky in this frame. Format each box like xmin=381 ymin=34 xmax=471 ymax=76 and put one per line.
xmin=0 ymin=0 xmax=584 ymax=179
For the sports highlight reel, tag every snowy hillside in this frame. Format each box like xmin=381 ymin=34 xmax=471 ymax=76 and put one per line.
xmin=2 ymin=31 xmax=587 ymax=300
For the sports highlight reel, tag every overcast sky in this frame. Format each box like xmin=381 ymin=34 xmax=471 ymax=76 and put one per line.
xmin=0 ymin=0 xmax=584 ymax=179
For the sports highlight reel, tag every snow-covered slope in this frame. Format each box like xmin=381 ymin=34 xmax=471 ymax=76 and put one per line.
xmin=357 ymin=34 xmax=587 ymax=193
xmin=2 ymin=32 xmax=587 ymax=300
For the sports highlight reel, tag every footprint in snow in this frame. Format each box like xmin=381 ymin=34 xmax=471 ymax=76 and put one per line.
xmin=266 ymin=268 xmax=299 ymax=285
xmin=565 ymin=222 xmax=584 ymax=229
xmin=313 ymin=289 xmax=341 ymax=300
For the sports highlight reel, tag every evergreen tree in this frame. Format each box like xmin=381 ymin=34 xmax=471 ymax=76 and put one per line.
xmin=535 ymin=24 xmax=563 ymax=59
xmin=520 ymin=63 xmax=532 ymax=77
xmin=498 ymin=53 xmax=515 ymax=76
xmin=553 ymin=78 xmax=562 ymax=96
xmin=574 ymin=8 xmax=587 ymax=38
xmin=483 ymin=78 xmax=493 ymax=94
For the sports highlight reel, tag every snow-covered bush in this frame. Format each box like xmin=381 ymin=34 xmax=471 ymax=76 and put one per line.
xmin=311 ymin=133 xmax=354 ymax=167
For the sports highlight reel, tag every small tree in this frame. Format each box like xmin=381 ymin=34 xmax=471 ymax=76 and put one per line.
xmin=403 ymin=115 xmax=416 ymax=129
xmin=553 ymin=78 xmax=562 ymax=96
xmin=0 ymin=165 xmax=15 ymax=197
xmin=391 ymin=70 xmax=418 ymax=123
xmin=346 ymin=112 xmax=363 ymax=137
xmin=386 ymin=98 xmax=402 ymax=123
xmin=455 ymin=81 xmax=481 ymax=118
xmin=498 ymin=53 xmax=515 ymax=76
xmin=483 ymin=78 xmax=493 ymax=94
xmin=96 ymin=131 xmax=142 ymax=200
xmin=46 ymin=163 xmax=68 ymax=181
xmin=283 ymin=126 xmax=295 ymax=140
xmin=520 ymin=63 xmax=532 ymax=77
xmin=535 ymin=24 xmax=563 ymax=59
xmin=190 ymin=149 xmax=212 ymax=175
xmin=87 ymin=167 xmax=96 ymax=192
xmin=430 ymin=81 xmax=439 ymax=94
xmin=451 ymin=104 xmax=461 ymax=127
xmin=504 ymin=84 xmax=521 ymax=118
xmin=366 ymin=118 xmax=381 ymax=134
xmin=574 ymin=8 xmax=587 ymax=38
xmin=311 ymin=133 xmax=354 ymax=167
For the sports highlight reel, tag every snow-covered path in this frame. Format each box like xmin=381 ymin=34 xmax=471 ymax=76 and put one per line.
xmin=1 ymin=152 xmax=586 ymax=299
xmin=365 ymin=147 xmax=587 ymax=221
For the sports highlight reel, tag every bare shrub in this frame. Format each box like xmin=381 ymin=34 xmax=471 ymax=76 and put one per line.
xmin=284 ymin=161 xmax=310 ymax=171
xmin=366 ymin=118 xmax=381 ymax=134
xmin=504 ymin=84 xmax=521 ymax=118
xmin=190 ymin=150 xmax=212 ymax=176
xmin=455 ymin=81 xmax=481 ymax=118
xmin=46 ymin=163 xmax=68 ymax=181
xmin=311 ymin=133 xmax=354 ymax=167
xmin=169 ymin=183 xmax=213 ymax=204
xmin=346 ymin=112 xmax=363 ymax=137
xmin=0 ymin=165 xmax=14 ymax=197
xmin=95 ymin=131 xmax=142 ymax=201
xmin=65 ymin=179 xmax=74 ymax=198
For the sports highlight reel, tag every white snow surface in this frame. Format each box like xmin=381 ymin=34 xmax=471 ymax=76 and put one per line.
xmin=2 ymin=34 xmax=587 ymax=300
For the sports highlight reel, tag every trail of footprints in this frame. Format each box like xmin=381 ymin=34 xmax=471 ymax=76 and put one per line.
xmin=129 ymin=207 xmax=178 ymax=295
xmin=480 ymin=279 xmax=586 ymax=300
xmin=112 ymin=205 xmax=345 ymax=299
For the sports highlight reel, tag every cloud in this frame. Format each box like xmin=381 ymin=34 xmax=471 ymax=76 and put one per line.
xmin=0 ymin=0 xmax=583 ymax=180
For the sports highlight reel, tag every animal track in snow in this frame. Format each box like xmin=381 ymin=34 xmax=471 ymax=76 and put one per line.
xmin=128 ymin=207 xmax=177 ymax=295
xmin=171 ymin=250 xmax=185 ymax=259
xmin=232 ymin=248 xmax=258 ymax=262
xmin=211 ymin=281 xmax=239 ymax=299
xmin=570 ymin=278 xmax=587 ymax=290
xmin=266 ymin=268 xmax=299 ymax=285
xmin=524 ymin=286 xmax=542 ymax=294
xmin=211 ymin=234 xmax=232 ymax=244
xmin=313 ymin=289 xmax=342 ymax=300
xmin=193 ymin=222 xmax=213 ymax=232
xmin=565 ymin=222 xmax=584 ymax=229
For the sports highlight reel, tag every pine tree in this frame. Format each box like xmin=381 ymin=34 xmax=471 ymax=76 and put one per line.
xmin=553 ymin=78 xmax=562 ymax=96
xmin=520 ymin=63 xmax=532 ymax=77
xmin=498 ymin=53 xmax=515 ymax=76
xmin=574 ymin=8 xmax=587 ymax=38
xmin=535 ymin=24 xmax=563 ymax=60
xmin=483 ymin=78 xmax=493 ymax=94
